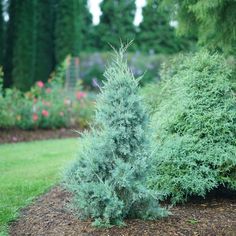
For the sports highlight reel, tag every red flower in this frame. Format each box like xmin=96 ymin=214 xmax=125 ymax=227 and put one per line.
xmin=33 ymin=113 xmax=38 ymax=121
xmin=76 ymin=91 xmax=86 ymax=100
xmin=37 ymin=81 xmax=44 ymax=88
xmin=42 ymin=109 xmax=49 ymax=117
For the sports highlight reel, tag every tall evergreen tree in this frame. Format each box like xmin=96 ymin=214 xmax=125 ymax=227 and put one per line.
xmin=54 ymin=0 xmax=80 ymax=64
xmin=79 ymin=0 xmax=94 ymax=52
xmin=0 ymin=0 xmax=4 ymax=65
xmin=34 ymin=0 xmax=55 ymax=83
xmin=3 ymin=0 xmax=20 ymax=88
xmin=161 ymin=0 xmax=236 ymax=54
xmin=97 ymin=0 xmax=136 ymax=50
xmin=12 ymin=0 xmax=37 ymax=90
xmin=10 ymin=0 xmax=56 ymax=89
xmin=138 ymin=0 xmax=181 ymax=54
xmin=5 ymin=0 xmax=93 ymax=89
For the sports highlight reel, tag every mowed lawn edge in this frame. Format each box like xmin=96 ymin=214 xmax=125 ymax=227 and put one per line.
xmin=0 ymin=138 xmax=78 ymax=235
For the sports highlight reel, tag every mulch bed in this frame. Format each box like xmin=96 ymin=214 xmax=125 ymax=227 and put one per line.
xmin=0 ymin=128 xmax=81 ymax=144
xmin=10 ymin=186 xmax=236 ymax=236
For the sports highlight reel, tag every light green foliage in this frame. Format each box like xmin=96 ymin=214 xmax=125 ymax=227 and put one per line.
xmin=141 ymin=54 xmax=186 ymax=112
xmin=161 ymin=0 xmax=236 ymax=54
xmin=0 ymin=138 xmax=78 ymax=235
xmin=149 ymin=51 xmax=236 ymax=203
xmin=0 ymin=69 xmax=18 ymax=127
xmin=64 ymin=47 xmax=167 ymax=227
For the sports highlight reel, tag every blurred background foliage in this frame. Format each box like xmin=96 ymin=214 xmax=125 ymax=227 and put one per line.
xmin=0 ymin=0 xmax=235 ymax=91
xmin=0 ymin=0 xmax=198 ymax=91
xmin=0 ymin=0 xmax=235 ymax=130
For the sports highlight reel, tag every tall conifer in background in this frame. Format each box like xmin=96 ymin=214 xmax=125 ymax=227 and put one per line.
xmin=80 ymin=0 xmax=94 ymax=51
xmin=0 ymin=0 xmax=4 ymax=66
xmin=3 ymin=0 xmax=94 ymax=89
xmin=54 ymin=0 xmax=80 ymax=64
xmin=12 ymin=0 xmax=37 ymax=90
xmin=3 ymin=0 xmax=21 ymax=87
xmin=97 ymin=0 xmax=136 ymax=50
xmin=138 ymin=0 xmax=180 ymax=54
xmin=6 ymin=0 xmax=56 ymax=89
xmin=34 ymin=0 xmax=55 ymax=83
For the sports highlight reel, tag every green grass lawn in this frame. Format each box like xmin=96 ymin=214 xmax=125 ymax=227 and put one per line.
xmin=0 ymin=138 xmax=78 ymax=235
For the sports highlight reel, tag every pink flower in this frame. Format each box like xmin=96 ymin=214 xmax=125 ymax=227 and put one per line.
xmin=33 ymin=113 xmax=38 ymax=121
xmin=42 ymin=109 xmax=49 ymax=117
xmin=33 ymin=98 xmax=37 ymax=104
xmin=46 ymin=88 xmax=51 ymax=93
xmin=59 ymin=111 xmax=64 ymax=116
xmin=76 ymin=91 xmax=86 ymax=100
xmin=37 ymin=81 xmax=44 ymax=88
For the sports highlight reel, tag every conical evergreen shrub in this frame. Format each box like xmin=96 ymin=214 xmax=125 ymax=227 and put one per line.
xmin=149 ymin=51 xmax=236 ymax=203
xmin=64 ymin=47 xmax=167 ymax=227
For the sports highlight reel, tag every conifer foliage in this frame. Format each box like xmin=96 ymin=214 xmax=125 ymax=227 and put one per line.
xmin=138 ymin=0 xmax=180 ymax=54
xmin=4 ymin=0 xmax=93 ymax=89
xmin=10 ymin=0 xmax=56 ymax=90
xmin=149 ymin=51 xmax=236 ymax=203
xmin=79 ymin=0 xmax=94 ymax=52
xmin=161 ymin=0 xmax=236 ymax=53
xmin=4 ymin=0 xmax=24 ymax=88
xmin=12 ymin=0 xmax=37 ymax=90
xmin=64 ymin=46 xmax=167 ymax=227
xmin=0 ymin=0 xmax=4 ymax=65
xmin=97 ymin=0 xmax=136 ymax=50
xmin=54 ymin=0 xmax=80 ymax=64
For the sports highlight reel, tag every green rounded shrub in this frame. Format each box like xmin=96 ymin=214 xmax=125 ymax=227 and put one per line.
xmin=149 ymin=51 xmax=236 ymax=203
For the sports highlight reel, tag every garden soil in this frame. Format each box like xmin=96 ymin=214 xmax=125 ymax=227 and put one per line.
xmin=10 ymin=186 xmax=236 ymax=236
xmin=0 ymin=128 xmax=81 ymax=144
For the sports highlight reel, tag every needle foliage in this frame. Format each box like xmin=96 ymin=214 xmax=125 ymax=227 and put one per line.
xmin=64 ymin=47 xmax=167 ymax=227
xmin=149 ymin=51 xmax=236 ymax=203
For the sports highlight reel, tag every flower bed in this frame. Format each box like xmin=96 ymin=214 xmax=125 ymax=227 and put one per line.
xmin=0 ymin=70 xmax=95 ymax=130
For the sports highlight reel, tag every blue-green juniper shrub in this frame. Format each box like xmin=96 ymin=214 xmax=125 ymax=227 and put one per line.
xmin=64 ymin=47 xmax=168 ymax=227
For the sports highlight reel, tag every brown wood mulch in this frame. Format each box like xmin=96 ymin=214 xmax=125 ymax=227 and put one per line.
xmin=0 ymin=128 xmax=81 ymax=144
xmin=10 ymin=186 xmax=236 ymax=236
